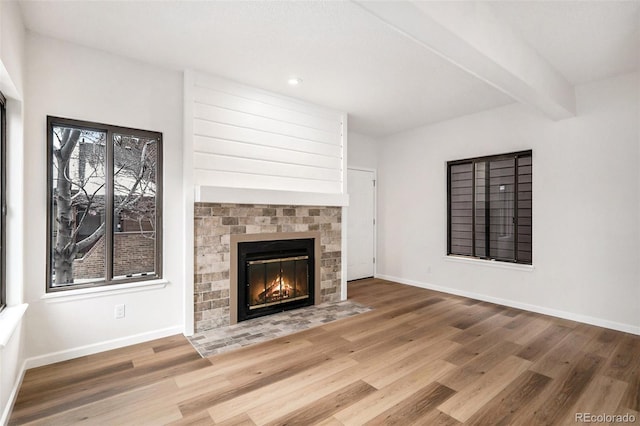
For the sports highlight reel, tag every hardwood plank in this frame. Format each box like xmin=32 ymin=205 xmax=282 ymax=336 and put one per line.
xmin=437 ymin=355 xmax=532 ymax=422
xmin=466 ymin=370 xmax=552 ymax=425
xmin=341 ymin=309 xmax=419 ymax=342
xmin=348 ymin=324 xmax=459 ymax=365
xmin=364 ymin=383 xmax=456 ymax=425
xmin=132 ymin=341 xmax=202 ymax=367
xmin=178 ymin=351 xmax=332 ymax=417
xmin=261 ymin=380 xmax=376 ymax=426
xmin=450 ymin=311 xmax=513 ymax=344
xmin=244 ymin=367 xmax=375 ymax=425
xmin=503 ymin=311 xmax=536 ymax=330
xmin=214 ymin=413 xmax=257 ymax=426
xmin=562 ymin=374 xmax=628 ymax=424
xmin=529 ymin=328 xmax=592 ymax=378
xmin=166 ymin=410 xmax=216 ymax=426
xmin=620 ymin=370 xmax=640 ymax=412
xmin=444 ymin=326 xmax=514 ymax=366
xmin=174 ymin=338 xmax=313 ymax=388
xmin=450 ymin=302 xmax=505 ymax=330
xmin=501 ymin=307 xmax=521 ymax=317
xmin=516 ymin=323 xmax=572 ymax=361
xmin=504 ymin=316 xmax=551 ymax=345
xmin=528 ymin=352 xmax=604 ymax=425
xmin=362 ymin=339 xmax=460 ymax=389
xmin=208 ymin=356 xmax=357 ymax=423
xmin=410 ymin=410 xmax=461 ymax=425
xmin=410 ymin=296 xmax=466 ymax=322
xmin=333 ymin=359 xmax=456 ymax=424
xmin=602 ymin=334 xmax=640 ymax=381
xmin=583 ymin=327 xmax=624 ymax=359
xmin=439 ymin=339 xmax=522 ymax=391
xmin=313 ymin=416 xmax=344 ymax=426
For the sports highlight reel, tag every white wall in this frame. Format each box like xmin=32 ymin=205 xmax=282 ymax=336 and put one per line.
xmin=0 ymin=0 xmax=27 ymax=422
xmin=22 ymin=34 xmax=185 ymax=365
xmin=187 ymin=72 xmax=345 ymax=195
xmin=376 ymin=72 xmax=640 ymax=334
xmin=347 ymin=131 xmax=378 ymax=170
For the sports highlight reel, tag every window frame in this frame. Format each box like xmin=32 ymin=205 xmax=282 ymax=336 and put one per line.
xmin=46 ymin=116 xmax=163 ymax=292
xmin=447 ymin=150 xmax=532 ymax=265
xmin=0 ymin=92 xmax=6 ymax=310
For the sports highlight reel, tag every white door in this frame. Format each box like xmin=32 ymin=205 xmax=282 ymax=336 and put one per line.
xmin=347 ymin=168 xmax=375 ymax=281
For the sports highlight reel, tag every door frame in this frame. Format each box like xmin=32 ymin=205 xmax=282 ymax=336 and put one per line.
xmin=347 ymin=166 xmax=377 ymax=281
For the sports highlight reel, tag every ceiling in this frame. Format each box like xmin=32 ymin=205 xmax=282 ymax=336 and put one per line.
xmin=18 ymin=1 xmax=640 ymax=137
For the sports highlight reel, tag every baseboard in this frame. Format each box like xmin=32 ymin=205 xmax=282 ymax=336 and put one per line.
xmin=1 ymin=358 xmax=27 ymax=426
xmin=24 ymin=325 xmax=184 ymax=370
xmin=375 ymin=274 xmax=640 ymax=336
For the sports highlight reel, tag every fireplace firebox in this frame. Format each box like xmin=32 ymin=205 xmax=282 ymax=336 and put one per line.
xmin=237 ymin=238 xmax=315 ymax=322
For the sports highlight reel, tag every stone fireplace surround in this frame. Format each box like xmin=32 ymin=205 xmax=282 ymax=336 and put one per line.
xmin=194 ymin=203 xmax=342 ymax=332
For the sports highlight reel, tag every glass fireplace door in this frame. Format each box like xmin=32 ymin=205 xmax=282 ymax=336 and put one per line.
xmin=247 ymin=255 xmax=309 ymax=310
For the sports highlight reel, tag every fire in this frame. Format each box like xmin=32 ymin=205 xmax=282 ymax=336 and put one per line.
xmin=255 ymin=275 xmax=294 ymax=304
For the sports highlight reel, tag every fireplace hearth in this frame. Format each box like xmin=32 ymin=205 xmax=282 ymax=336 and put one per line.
xmin=237 ymin=238 xmax=315 ymax=322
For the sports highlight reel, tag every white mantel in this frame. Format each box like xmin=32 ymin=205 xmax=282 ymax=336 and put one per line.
xmin=195 ymin=186 xmax=349 ymax=207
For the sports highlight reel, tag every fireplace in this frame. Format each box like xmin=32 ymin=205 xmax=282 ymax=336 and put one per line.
xmin=237 ymin=238 xmax=315 ymax=322
xmin=194 ymin=203 xmax=340 ymax=332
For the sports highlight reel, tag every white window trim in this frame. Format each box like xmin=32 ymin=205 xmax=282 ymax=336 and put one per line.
xmin=0 ymin=303 xmax=28 ymax=349
xmin=444 ymin=255 xmax=534 ymax=271
xmin=41 ymin=279 xmax=169 ymax=303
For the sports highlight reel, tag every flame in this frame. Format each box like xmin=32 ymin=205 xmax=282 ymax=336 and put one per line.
xmin=253 ymin=274 xmax=296 ymax=305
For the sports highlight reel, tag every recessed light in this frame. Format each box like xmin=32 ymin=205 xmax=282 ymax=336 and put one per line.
xmin=288 ymin=77 xmax=302 ymax=86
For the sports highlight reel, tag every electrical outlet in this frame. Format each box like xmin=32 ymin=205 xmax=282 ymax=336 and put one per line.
xmin=114 ymin=304 xmax=125 ymax=319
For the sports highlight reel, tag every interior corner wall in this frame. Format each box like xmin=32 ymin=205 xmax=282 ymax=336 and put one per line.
xmin=22 ymin=33 xmax=185 ymax=364
xmin=347 ymin=131 xmax=378 ymax=170
xmin=376 ymin=72 xmax=640 ymax=333
xmin=0 ymin=0 xmax=27 ymax=422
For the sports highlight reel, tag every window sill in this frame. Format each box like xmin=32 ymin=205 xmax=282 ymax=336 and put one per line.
xmin=41 ymin=279 xmax=169 ymax=303
xmin=444 ymin=255 xmax=534 ymax=272
xmin=0 ymin=303 xmax=28 ymax=349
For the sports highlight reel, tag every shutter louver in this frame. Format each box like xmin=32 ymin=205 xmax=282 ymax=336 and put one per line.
xmin=517 ymin=155 xmax=533 ymax=263
xmin=449 ymin=163 xmax=473 ymax=256
xmin=489 ymin=158 xmax=515 ymax=261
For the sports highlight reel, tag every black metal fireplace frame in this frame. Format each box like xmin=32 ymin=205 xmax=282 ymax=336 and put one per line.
xmin=237 ymin=238 xmax=315 ymax=322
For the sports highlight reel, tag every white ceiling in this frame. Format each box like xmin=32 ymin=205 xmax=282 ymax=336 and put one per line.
xmin=18 ymin=1 xmax=640 ymax=137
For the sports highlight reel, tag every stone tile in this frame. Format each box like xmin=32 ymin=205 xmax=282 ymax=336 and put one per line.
xmin=188 ymin=300 xmax=371 ymax=357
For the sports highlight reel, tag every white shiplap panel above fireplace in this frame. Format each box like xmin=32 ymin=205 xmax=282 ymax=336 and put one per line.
xmin=186 ymin=71 xmax=347 ymax=203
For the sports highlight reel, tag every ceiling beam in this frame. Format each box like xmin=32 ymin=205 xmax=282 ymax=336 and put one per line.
xmin=354 ymin=1 xmax=576 ymax=120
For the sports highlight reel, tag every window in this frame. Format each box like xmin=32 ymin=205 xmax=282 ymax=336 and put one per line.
xmin=0 ymin=92 xmax=6 ymax=309
xmin=447 ymin=150 xmax=532 ymax=264
xmin=47 ymin=117 xmax=163 ymax=291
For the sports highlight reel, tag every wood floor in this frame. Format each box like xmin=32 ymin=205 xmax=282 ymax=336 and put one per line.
xmin=9 ymin=279 xmax=640 ymax=425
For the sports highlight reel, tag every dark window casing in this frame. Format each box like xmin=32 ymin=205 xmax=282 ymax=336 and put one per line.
xmin=46 ymin=116 xmax=163 ymax=292
xmin=447 ymin=150 xmax=532 ymax=265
